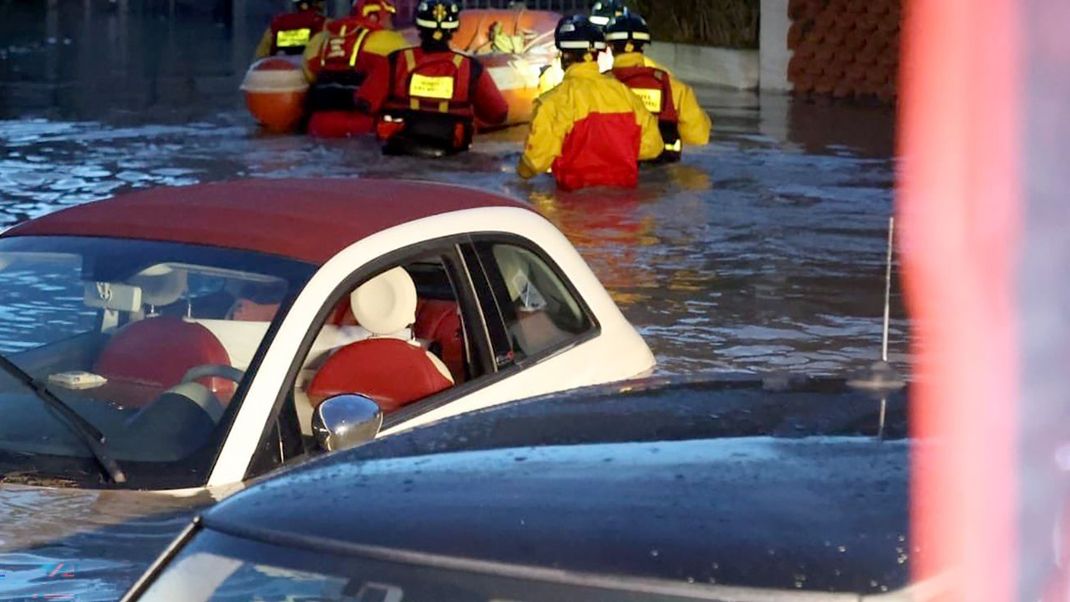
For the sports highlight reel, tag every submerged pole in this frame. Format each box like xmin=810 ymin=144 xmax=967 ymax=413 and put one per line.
xmin=882 ymin=216 xmax=894 ymax=363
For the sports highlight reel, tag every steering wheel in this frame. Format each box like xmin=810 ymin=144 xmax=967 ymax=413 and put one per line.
xmin=180 ymin=364 xmax=245 ymax=386
xmin=122 ymin=365 xmax=246 ymax=453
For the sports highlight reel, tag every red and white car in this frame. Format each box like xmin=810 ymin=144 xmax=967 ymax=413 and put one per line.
xmin=0 ymin=178 xmax=654 ymax=493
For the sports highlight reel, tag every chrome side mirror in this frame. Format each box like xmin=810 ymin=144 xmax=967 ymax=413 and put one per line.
xmin=312 ymin=394 xmax=383 ymax=452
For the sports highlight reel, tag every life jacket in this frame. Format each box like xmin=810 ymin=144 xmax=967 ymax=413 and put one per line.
xmin=316 ymin=18 xmax=375 ymax=79
xmin=381 ymin=47 xmax=477 ymax=154
xmin=613 ymin=65 xmax=683 ymax=162
xmin=270 ymin=10 xmax=326 ymax=56
xmin=308 ymin=18 xmax=375 ymax=111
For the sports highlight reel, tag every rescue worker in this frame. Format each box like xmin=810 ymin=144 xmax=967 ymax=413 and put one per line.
xmin=588 ymin=0 xmax=627 ymax=28
xmin=254 ymin=0 xmax=327 ymax=59
xmin=589 ymin=0 xmax=625 ymax=71
xmin=606 ymin=12 xmax=711 ymax=162
xmin=517 ymin=15 xmax=663 ymax=191
xmin=536 ymin=0 xmax=624 ymax=95
xmin=302 ymin=0 xmax=407 ymax=138
xmin=355 ymin=0 xmax=509 ymax=157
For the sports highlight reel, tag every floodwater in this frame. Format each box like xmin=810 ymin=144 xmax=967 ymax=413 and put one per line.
xmin=0 ymin=1 xmax=903 ymax=599
xmin=0 ymin=0 xmax=905 ymax=376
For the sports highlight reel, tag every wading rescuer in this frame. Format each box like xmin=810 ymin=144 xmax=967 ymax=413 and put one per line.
xmin=518 ymin=15 xmax=662 ymax=191
xmin=606 ymin=12 xmax=711 ymax=162
xmin=355 ymin=0 xmax=508 ymax=157
xmin=255 ymin=0 xmax=327 ymax=59
xmin=589 ymin=0 xmax=627 ymax=73
xmin=302 ymin=0 xmax=407 ymax=138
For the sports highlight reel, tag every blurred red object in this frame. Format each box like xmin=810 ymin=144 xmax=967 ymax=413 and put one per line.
xmin=898 ymin=0 xmax=1021 ymax=599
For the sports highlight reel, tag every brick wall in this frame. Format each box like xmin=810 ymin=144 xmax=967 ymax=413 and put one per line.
xmin=786 ymin=0 xmax=901 ymax=102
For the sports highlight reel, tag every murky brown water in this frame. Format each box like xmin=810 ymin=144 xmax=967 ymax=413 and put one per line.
xmin=0 ymin=1 xmax=904 ymax=599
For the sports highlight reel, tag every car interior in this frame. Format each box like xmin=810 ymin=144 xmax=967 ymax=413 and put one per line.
xmin=291 ymin=256 xmax=473 ymax=435
xmin=0 ymin=254 xmax=298 ymax=464
xmin=0 ymin=241 xmax=588 ymax=468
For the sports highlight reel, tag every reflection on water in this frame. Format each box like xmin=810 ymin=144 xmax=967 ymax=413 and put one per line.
xmin=0 ymin=0 xmax=905 ymax=597
xmin=0 ymin=484 xmax=207 ymax=601
xmin=0 ymin=260 xmax=97 ymax=353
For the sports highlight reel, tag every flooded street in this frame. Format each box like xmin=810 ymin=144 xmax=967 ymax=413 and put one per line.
xmin=0 ymin=0 xmax=904 ymax=377
xmin=0 ymin=1 xmax=904 ymax=599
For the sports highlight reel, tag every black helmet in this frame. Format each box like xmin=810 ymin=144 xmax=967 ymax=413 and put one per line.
xmin=589 ymin=0 xmax=627 ymax=28
xmin=554 ymin=14 xmax=606 ymax=53
xmin=605 ymin=12 xmax=650 ymax=46
xmin=414 ymin=0 xmax=460 ymax=32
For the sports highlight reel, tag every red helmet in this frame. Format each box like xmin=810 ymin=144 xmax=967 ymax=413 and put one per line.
xmin=351 ymin=0 xmax=396 ymax=25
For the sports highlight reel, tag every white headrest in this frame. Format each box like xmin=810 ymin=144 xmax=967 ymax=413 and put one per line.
xmin=130 ymin=267 xmax=188 ymax=307
xmin=350 ymin=267 xmax=417 ymax=336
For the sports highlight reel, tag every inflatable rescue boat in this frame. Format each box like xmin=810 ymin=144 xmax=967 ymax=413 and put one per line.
xmin=241 ymin=9 xmax=560 ymax=133
xmin=241 ymin=56 xmax=309 ymax=133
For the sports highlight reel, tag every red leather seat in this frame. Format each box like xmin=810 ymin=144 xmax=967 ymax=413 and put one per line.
xmin=308 ymin=267 xmax=454 ymax=413
xmin=414 ymin=299 xmax=465 ymax=383
xmin=94 ymin=316 xmax=235 ymax=406
xmin=308 ymin=339 xmax=453 ymax=413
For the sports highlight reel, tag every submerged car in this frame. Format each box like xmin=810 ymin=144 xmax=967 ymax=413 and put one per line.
xmin=122 ymin=376 xmax=931 ymax=601
xmin=0 ymin=178 xmax=654 ymax=493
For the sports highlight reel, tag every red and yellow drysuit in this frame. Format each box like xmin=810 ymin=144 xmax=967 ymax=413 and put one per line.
xmin=611 ymin=52 xmax=711 ymax=161
xmin=255 ymin=8 xmax=326 ymax=59
xmin=301 ymin=17 xmax=407 ymax=137
xmin=518 ymin=60 xmax=663 ymax=190
xmin=356 ymin=45 xmax=508 ymax=154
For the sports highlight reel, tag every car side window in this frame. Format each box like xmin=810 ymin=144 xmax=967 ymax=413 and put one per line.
xmin=287 ymin=249 xmax=486 ymax=439
xmin=475 ymin=242 xmax=592 ymax=361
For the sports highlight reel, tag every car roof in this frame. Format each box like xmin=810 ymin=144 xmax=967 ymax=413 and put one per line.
xmin=2 ymin=178 xmax=532 ymax=264
xmin=201 ymin=377 xmax=912 ymax=594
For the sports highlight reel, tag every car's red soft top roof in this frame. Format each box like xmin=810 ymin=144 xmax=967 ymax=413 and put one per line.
xmin=3 ymin=179 xmax=531 ymax=264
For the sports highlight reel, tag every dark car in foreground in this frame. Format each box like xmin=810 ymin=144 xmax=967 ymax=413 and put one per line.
xmin=122 ymin=375 xmax=933 ymax=601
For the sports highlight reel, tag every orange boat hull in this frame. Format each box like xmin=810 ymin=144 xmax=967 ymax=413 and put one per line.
xmin=241 ymin=10 xmax=560 ymax=133
xmin=241 ymin=56 xmax=309 ymax=134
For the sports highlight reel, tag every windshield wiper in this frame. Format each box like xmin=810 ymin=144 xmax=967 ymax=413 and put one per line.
xmin=0 ymin=355 xmax=126 ymax=484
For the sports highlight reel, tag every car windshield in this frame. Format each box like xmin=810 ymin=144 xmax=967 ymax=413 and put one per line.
xmin=138 ymin=529 xmax=724 ymax=602
xmin=0 ymin=235 xmax=315 ymax=487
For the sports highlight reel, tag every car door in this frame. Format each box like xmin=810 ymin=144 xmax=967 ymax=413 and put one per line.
xmin=239 ymin=236 xmax=500 ymax=480
xmin=378 ymin=234 xmax=607 ymax=435
xmin=208 ymin=207 xmax=652 ymax=488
